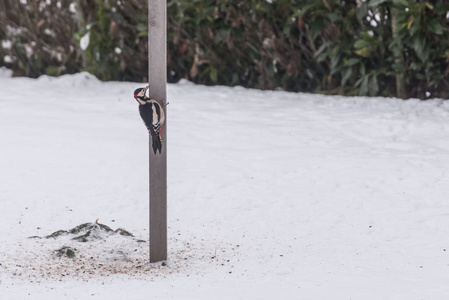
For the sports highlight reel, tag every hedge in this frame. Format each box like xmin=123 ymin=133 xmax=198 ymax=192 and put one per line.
xmin=1 ymin=0 xmax=449 ymax=99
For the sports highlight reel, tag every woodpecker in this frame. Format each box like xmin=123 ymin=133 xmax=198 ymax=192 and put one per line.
xmin=133 ymin=86 xmax=165 ymax=154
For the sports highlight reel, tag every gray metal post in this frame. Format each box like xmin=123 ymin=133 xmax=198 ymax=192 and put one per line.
xmin=148 ymin=0 xmax=167 ymax=263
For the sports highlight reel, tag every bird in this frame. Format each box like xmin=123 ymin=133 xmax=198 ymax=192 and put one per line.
xmin=133 ymin=86 xmax=165 ymax=154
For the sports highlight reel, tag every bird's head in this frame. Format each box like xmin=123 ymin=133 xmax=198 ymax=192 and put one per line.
xmin=133 ymin=86 xmax=148 ymax=104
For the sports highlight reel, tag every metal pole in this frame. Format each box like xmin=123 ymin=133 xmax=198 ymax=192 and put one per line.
xmin=148 ymin=0 xmax=167 ymax=263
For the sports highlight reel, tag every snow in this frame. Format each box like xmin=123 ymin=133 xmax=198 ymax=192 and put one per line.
xmin=3 ymin=55 xmax=15 ymax=63
xmin=80 ymin=32 xmax=90 ymax=51
xmin=1 ymin=40 xmax=13 ymax=50
xmin=69 ymin=2 xmax=76 ymax=14
xmin=1 ymin=68 xmax=449 ymax=299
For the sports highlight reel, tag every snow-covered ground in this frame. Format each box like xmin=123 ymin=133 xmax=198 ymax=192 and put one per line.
xmin=1 ymin=67 xmax=449 ymax=299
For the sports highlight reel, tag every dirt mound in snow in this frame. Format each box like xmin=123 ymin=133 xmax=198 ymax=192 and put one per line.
xmin=37 ymin=222 xmax=135 ymax=244
xmin=0 ymin=222 xmax=195 ymax=282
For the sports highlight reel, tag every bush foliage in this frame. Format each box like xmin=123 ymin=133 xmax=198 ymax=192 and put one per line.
xmin=1 ymin=0 xmax=449 ymax=99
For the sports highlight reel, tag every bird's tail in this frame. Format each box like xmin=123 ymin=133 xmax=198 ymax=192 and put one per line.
xmin=151 ymin=130 xmax=163 ymax=154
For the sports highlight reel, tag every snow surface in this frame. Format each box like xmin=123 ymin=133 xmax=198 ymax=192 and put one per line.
xmin=80 ymin=32 xmax=90 ymax=51
xmin=1 ymin=68 xmax=449 ymax=299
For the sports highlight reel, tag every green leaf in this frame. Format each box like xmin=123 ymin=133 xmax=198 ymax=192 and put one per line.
xmin=355 ymin=47 xmax=373 ymax=58
xmin=355 ymin=77 xmax=364 ymax=88
xmin=369 ymin=75 xmax=379 ymax=96
xmin=409 ymin=17 xmax=421 ymax=36
xmin=360 ymin=63 xmax=366 ymax=76
xmin=136 ymin=23 xmax=147 ymax=33
xmin=360 ymin=32 xmax=376 ymax=43
xmin=426 ymin=18 xmax=443 ymax=35
xmin=354 ymin=39 xmax=372 ymax=49
xmin=410 ymin=62 xmax=420 ymax=70
xmin=356 ymin=2 xmax=368 ymax=20
xmin=328 ymin=13 xmax=342 ymax=22
xmin=315 ymin=42 xmax=331 ymax=58
xmin=367 ymin=0 xmax=390 ymax=8
xmin=214 ymin=29 xmax=228 ymax=44
xmin=210 ymin=67 xmax=217 ymax=82
xmin=311 ymin=18 xmax=324 ymax=40
xmin=283 ymin=23 xmax=291 ymax=37
xmin=359 ymin=75 xmax=369 ymax=96
xmin=341 ymin=67 xmax=353 ymax=86
xmin=394 ymin=0 xmax=409 ymax=8
xmin=45 ymin=66 xmax=59 ymax=76
xmin=346 ymin=58 xmax=360 ymax=66
xmin=389 ymin=38 xmax=403 ymax=56
xmin=412 ymin=34 xmax=429 ymax=61
xmin=415 ymin=73 xmax=425 ymax=80
xmin=298 ymin=3 xmax=318 ymax=17
xmin=316 ymin=52 xmax=329 ymax=63
xmin=392 ymin=62 xmax=406 ymax=73
xmin=425 ymin=2 xmax=434 ymax=10
xmin=330 ymin=53 xmax=341 ymax=74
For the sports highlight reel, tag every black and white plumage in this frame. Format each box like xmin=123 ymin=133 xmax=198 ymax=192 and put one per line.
xmin=133 ymin=86 xmax=165 ymax=154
